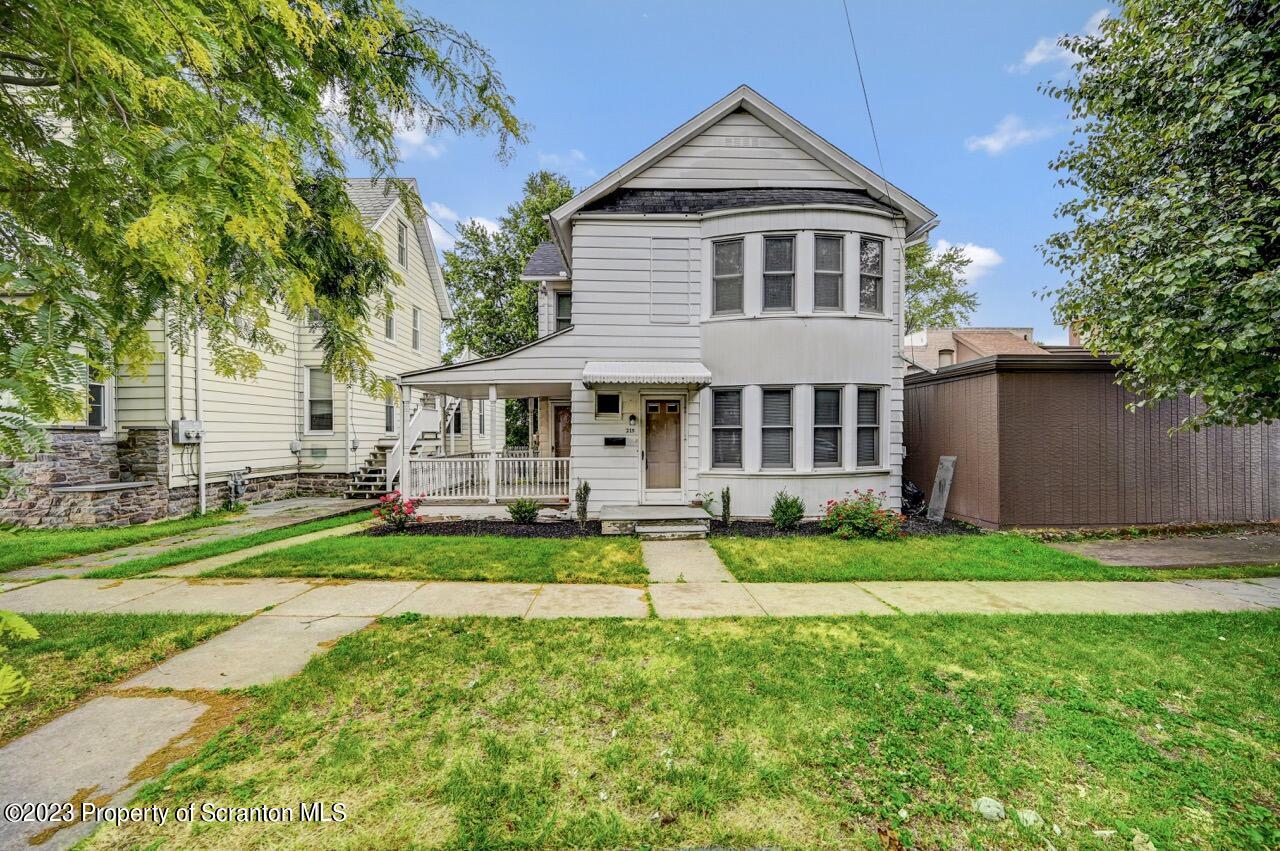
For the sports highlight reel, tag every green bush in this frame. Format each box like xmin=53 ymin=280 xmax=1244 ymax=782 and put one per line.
xmin=574 ymin=480 xmax=591 ymax=527
xmin=507 ymin=498 xmax=541 ymax=524
xmin=821 ymin=489 xmax=906 ymax=540
xmin=720 ymin=486 xmax=732 ymax=525
xmin=770 ymin=491 xmax=805 ymax=531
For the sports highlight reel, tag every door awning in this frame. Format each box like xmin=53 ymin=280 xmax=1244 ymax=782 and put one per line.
xmin=581 ymin=361 xmax=713 ymax=388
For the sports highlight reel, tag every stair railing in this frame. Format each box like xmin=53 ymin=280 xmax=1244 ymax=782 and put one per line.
xmin=385 ymin=402 xmax=441 ymax=492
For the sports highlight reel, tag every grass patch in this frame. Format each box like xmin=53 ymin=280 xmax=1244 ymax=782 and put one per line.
xmin=712 ymin=534 xmax=1280 ymax=582
xmin=2 ymin=613 xmax=241 ymax=745
xmin=85 ymin=512 xmax=368 ymax=579
xmin=90 ymin=612 xmax=1279 ymax=849
xmin=205 ymin=534 xmax=646 ymax=584
xmin=0 ymin=510 xmax=239 ymax=573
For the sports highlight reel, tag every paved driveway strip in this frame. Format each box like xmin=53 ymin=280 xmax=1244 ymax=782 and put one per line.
xmin=1049 ymin=531 xmax=1280 ymax=568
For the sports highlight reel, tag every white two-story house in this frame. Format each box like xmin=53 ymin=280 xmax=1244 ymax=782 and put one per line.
xmin=399 ymin=87 xmax=937 ymax=519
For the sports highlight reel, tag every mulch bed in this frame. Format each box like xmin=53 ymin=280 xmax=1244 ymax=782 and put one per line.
xmin=364 ymin=519 xmax=602 ymax=539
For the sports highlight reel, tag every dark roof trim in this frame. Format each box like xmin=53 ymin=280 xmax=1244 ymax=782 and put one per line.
xmin=581 ymin=187 xmax=899 ymax=216
xmin=399 ymin=326 xmax=575 ymax=380
xmin=904 ymin=352 xmax=1118 ymax=387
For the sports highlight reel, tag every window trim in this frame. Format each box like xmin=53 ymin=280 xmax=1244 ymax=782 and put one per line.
xmin=384 ymin=310 xmax=395 ymax=342
xmin=396 ymin=220 xmax=409 ymax=268
xmin=384 ymin=393 xmax=396 ymax=434
xmin=411 ymin=307 xmax=421 ymax=351
xmin=938 ymin=348 xmax=955 ymax=368
xmin=555 ymin=290 xmax=573 ymax=332
xmin=85 ymin=379 xmax=108 ymax=430
xmin=858 ymin=235 xmax=885 ymax=316
xmin=813 ymin=233 xmax=845 ymax=312
xmin=813 ymin=385 xmax=843 ymax=468
xmin=855 ymin=385 xmax=882 ymax=468
xmin=594 ymin=391 xmax=622 ymax=421
xmin=710 ymin=387 xmax=744 ymax=470
xmin=711 ymin=237 xmax=745 ymax=316
xmin=760 ymin=385 xmax=794 ymax=470
xmin=305 ymin=367 xmax=335 ymax=435
xmin=761 ymin=233 xmax=796 ymax=313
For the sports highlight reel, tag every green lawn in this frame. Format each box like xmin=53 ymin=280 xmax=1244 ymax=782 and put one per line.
xmin=712 ymin=533 xmax=1280 ymax=582
xmin=84 ymin=512 xmax=369 ymax=579
xmin=0 ymin=510 xmax=239 ymax=573
xmin=88 ymin=612 xmax=1279 ymax=850
xmin=204 ymin=534 xmax=647 ymax=584
xmin=2 ymin=613 xmax=241 ymax=745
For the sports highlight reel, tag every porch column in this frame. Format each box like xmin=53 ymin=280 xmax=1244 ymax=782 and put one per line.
xmin=487 ymin=384 xmax=498 ymax=504
xmin=398 ymin=384 xmax=410 ymax=495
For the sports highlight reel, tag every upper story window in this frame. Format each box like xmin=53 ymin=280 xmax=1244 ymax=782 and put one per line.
xmin=711 ymin=388 xmax=742 ymax=469
xmin=762 ymin=235 xmax=795 ymax=311
xmin=397 ymin=220 xmax=409 ymax=268
xmin=555 ymin=291 xmax=573 ymax=332
xmin=384 ymin=311 xmax=395 ymax=341
xmin=412 ymin=307 xmax=421 ymax=350
xmin=856 ymin=387 xmax=881 ymax=466
xmin=859 ymin=237 xmax=884 ymax=314
xmin=938 ymin=349 xmax=955 ymax=367
xmin=813 ymin=387 xmax=842 ymax=467
xmin=761 ymin=387 xmax=793 ymax=468
xmin=307 ymin=368 xmax=334 ymax=432
xmin=712 ymin=239 xmax=744 ymax=315
xmin=814 ymin=235 xmax=844 ymax=310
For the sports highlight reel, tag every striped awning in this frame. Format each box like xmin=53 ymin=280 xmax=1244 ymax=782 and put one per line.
xmin=581 ymin=361 xmax=712 ymax=388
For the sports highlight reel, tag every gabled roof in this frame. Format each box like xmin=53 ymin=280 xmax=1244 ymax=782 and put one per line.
xmin=521 ymin=241 xmax=569 ymax=280
xmin=549 ymin=85 xmax=938 ymax=256
xmin=344 ymin=177 xmax=453 ymax=320
xmin=952 ymin=330 xmax=1048 ymax=358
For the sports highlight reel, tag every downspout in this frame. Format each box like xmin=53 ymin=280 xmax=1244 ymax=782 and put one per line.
xmin=193 ymin=322 xmax=206 ymax=514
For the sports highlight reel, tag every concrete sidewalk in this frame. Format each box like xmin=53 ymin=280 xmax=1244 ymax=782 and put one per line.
xmin=7 ymin=497 xmax=373 ymax=580
xmin=3 ymin=574 xmax=1277 ymax=619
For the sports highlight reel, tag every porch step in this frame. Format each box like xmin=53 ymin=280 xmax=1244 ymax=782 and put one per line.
xmin=600 ymin=505 xmax=710 ymax=537
xmin=634 ymin=522 xmax=707 ymax=540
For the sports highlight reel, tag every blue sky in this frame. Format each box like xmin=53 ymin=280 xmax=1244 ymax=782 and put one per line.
xmin=390 ymin=1 xmax=1111 ymax=344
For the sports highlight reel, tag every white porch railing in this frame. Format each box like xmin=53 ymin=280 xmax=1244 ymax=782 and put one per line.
xmin=408 ymin=455 xmax=570 ymax=502
xmin=385 ymin=405 xmax=441 ymax=492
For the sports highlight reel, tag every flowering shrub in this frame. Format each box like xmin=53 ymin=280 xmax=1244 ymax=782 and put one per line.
xmin=373 ymin=490 xmax=421 ymax=531
xmin=821 ymin=490 xmax=907 ymax=540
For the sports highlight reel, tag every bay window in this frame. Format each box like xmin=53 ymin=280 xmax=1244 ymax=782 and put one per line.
xmin=762 ymin=235 xmax=794 ymax=311
xmin=712 ymin=239 xmax=744 ymax=314
xmin=761 ymin=387 xmax=793 ymax=468
xmin=813 ymin=387 xmax=842 ymax=467
xmin=711 ymin=388 xmax=742 ymax=468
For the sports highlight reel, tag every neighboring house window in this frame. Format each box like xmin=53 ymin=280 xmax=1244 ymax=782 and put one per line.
xmin=531 ymin=398 xmax=539 ymax=435
xmin=859 ymin=237 xmax=884 ymax=313
xmin=478 ymin=403 xmax=485 ymax=436
xmin=763 ymin=235 xmax=795 ymax=311
xmin=451 ymin=408 xmax=463 ymax=435
xmin=306 ymin=306 xmax=322 ymax=327
xmin=86 ymin=380 xmax=106 ymax=428
xmin=384 ymin=311 xmax=394 ymax=341
xmin=711 ymin=388 xmax=742 ymax=469
xmin=555 ymin=291 xmax=573 ymax=331
xmin=412 ymin=307 xmax=421 ymax=350
xmin=712 ymin=239 xmax=744 ymax=315
xmin=384 ymin=393 xmax=395 ymax=433
xmin=814 ymin=235 xmax=844 ymax=310
xmin=397 ymin=220 xmax=408 ymax=267
xmin=938 ymin=348 xmax=955 ymax=367
xmin=307 ymin=368 xmax=334 ymax=432
xmin=761 ymin=387 xmax=793 ymax=468
xmin=813 ymin=387 xmax=842 ymax=467
xmin=595 ymin=392 xmax=621 ymax=418
xmin=856 ymin=387 xmax=880 ymax=466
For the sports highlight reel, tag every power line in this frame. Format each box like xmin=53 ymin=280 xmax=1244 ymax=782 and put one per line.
xmin=840 ymin=0 xmax=893 ymax=200
xmin=425 ymin=210 xmax=458 ymax=242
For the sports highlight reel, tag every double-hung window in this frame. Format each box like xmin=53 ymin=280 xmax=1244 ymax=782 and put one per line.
xmin=711 ymin=389 xmax=742 ymax=469
xmin=451 ymin=407 xmax=463 ymax=435
xmin=859 ymin=237 xmax=884 ymax=313
xmin=762 ymin=235 xmax=794 ymax=311
xmin=478 ymin=403 xmax=485 ymax=436
xmin=856 ymin=387 xmax=881 ymax=466
xmin=814 ymin=235 xmax=844 ymax=310
xmin=813 ymin=387 xmax=842 ymax=467
xmin=761 ymin=388 xmax=793 ymax=468
xmin=712 ymin=239 xmax=744 ymax=314
xmin=307 ymin=368 xmax=334 ymax=432
xmin=397 ymin=220 xmax=409 ymax=267
xmin=86 ymin=380 xmax=106 ymax=428
xmin=384 ymin=392 xmax=396 ymax=433
xmin=411 ymin=307 xmax=421 ymax=350
xmin=384 ymin=311 xmax=395 ymax=341
xmin=555 ymin=291 xmax=573 ymax=331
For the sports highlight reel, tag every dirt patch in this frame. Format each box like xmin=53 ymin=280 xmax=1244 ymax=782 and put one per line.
xmin=365 ymin=519 xmax=604 ymax=539
xmin=113 ymin=688 xmax=251 ymax=785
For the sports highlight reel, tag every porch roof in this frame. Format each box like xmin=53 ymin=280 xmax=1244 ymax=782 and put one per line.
xmin=582 ymin=361 xmax=712 ymax=388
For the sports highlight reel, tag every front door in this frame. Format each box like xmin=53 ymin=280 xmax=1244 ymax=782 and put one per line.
xmin=644 ymin=399 xmax=681 ymax=494
xmin=554 ymin=405 xmax=571 ymax=458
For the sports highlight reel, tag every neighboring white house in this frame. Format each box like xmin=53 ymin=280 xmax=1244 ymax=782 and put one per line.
xmin=399 ymin=86 xmax=938 ymax=519
xmin=0 ymin=178 xmax=456 ymax=526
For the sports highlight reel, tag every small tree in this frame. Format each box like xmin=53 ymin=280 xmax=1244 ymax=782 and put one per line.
xmin=904 ymin=242 xmax=978 ymax=334
xmin=574 ymin=479 xmax=591 ymax=527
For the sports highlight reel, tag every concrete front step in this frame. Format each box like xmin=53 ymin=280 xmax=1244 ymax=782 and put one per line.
xmin=635 ymin=523 xmax=707 ymax=540
xmin=600 ymin=504 xmax=710 ymax=536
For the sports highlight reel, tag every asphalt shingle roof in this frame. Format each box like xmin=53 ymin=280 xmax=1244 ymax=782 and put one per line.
xmin=522 ymin=241 xmax=568 ymax=279
xmin=343 ymin=177 xmax=405 ymax=223
xmin=581 ymin=187 xmax=901 ymax=216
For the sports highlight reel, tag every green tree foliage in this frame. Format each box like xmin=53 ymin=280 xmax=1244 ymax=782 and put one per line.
xmin=442 ymin=171 xmax=574 ymax=446
xmin=1044 ymin=0 xmax=1280 ymax=428
xmin=0 ymin=610 xmax=38 ymax=709
xmin=904 ymin=242 xmax=978 ymax=333
xmin=0 ymin=0 xmax=526 ymax=486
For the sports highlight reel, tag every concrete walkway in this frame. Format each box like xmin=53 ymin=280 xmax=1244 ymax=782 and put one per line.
xmin=7 ymin=497 xmax=373 ymax=580
xmin=1050 ymin=531 xmax=1280 ymax=568
xmin=643 ymin=539 xmax=735 ymax=583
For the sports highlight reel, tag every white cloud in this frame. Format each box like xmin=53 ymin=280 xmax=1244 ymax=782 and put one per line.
xmin=935 ymin=239 xmax=1004 ymax=281
xmin=1009 ymin=8 xmax=1108 ymax=73
xmin=965 ymin=115 xmax=1056 ymax=155
xmin=468 ymin=216 xmax=500 ymax=235
xmin=537 ymin=148 xmax=598 ymax=181
xmin=424 ymin=202 xmax=501 ymax=253
xmin=394 ymin=124 xmax=445 ymax=160
xmin=428 ymin=202 xmax=458 ymax=222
